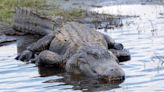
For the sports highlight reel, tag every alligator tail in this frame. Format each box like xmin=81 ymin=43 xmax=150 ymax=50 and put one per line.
xmin=13 ymin=7 xmax=63 ymax=36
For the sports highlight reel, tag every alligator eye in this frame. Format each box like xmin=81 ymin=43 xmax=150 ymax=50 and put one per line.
xmin=91 ymin=53 xmax=99 ymax=59
xmin=78 ymin=58 xmax=87 ymax=64
xmin=94 ymin=55 xmax=99 ymax=59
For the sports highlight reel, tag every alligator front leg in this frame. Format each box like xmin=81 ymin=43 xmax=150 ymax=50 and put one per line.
xmin=16 ymin=34 xmax=55 ymax=62
xmin=34 ymin=50 xmax=64 ymax=67
xmin=109 ymin=49 xmax=131 ymax=62
xmin=103 ymin=34 xmax=131 ymax=62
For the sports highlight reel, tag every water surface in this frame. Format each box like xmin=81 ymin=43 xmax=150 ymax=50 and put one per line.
xmin=96 ymin=3 xmax=164 ymax=92
xmin=1 ymin=2 xmax=164 ymax=92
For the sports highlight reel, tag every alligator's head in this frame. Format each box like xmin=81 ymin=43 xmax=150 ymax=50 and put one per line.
xmin=66 ymin=44 xmax=125 ymax=83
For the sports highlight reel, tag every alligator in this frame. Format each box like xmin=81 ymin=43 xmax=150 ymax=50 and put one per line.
xmin=14 ymin=8 xmax=130 ymax=83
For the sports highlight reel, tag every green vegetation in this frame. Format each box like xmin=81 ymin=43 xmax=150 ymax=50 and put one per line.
xmin=0 ymin=0 xmax=85 ymax=23
xmin=0 ymin=0 xmax=45 ymax=23
xmin=46 ymin=8 xmax=85 ymax=21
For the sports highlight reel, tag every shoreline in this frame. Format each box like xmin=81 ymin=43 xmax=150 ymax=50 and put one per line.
xmin=2 ymin=0 xmax=162 ymax=45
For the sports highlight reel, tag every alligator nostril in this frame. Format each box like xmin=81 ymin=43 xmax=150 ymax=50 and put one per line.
xmin=110 ymin=68 xmax=119 ymax=72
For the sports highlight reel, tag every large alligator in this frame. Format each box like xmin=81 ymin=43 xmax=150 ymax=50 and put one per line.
xmin=14 ymin=8 xmax=130 ymax=83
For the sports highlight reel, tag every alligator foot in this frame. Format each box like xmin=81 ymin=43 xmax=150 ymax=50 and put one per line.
xmin=34 ymin=50 xmax=64 ymax=67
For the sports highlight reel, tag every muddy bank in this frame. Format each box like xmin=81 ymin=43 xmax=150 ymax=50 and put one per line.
xmin=46 ymin=0 xmax=135 ymax=29
xmin=73 ymin=12 xmax=124 ymax=29
xmin=0 ymin=23 xmax=18 ymax=46
xmin=0 ymin=22 xmax=41 ymax=47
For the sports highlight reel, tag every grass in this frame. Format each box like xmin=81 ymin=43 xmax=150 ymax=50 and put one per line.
xmin=46 ymin=8 xmax=85 ymax=21
xmin=0 ymin=0 xmax=86 ymax=23
xmin=0 ymin=0 xmax=45 ymax=23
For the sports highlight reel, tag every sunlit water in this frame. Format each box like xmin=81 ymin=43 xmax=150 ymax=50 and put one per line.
xmin=1 ymin=3 xmax=164 ymax=92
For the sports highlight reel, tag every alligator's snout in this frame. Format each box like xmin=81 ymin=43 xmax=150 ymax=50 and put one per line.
xmin=93 ymin=65 xmax=125 ymax=83
xmin=98 ymin=68 xmax=125 ymax=83
xmin=99 ymin=76 xmax=125 ymax=84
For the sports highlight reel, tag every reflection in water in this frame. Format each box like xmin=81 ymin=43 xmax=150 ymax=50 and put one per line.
xmin=38 ymin=66 xmax=120 ymax=92
xmin=38 ymin=66 xmax=65 ymax=77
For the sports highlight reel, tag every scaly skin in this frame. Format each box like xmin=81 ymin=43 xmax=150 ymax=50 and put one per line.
xmin=14 ymin=8 xmax=130 ymax=83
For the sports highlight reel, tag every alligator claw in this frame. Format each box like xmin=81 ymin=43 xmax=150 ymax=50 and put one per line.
xmin=16 ymin=50 xmax=34 ymax=62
